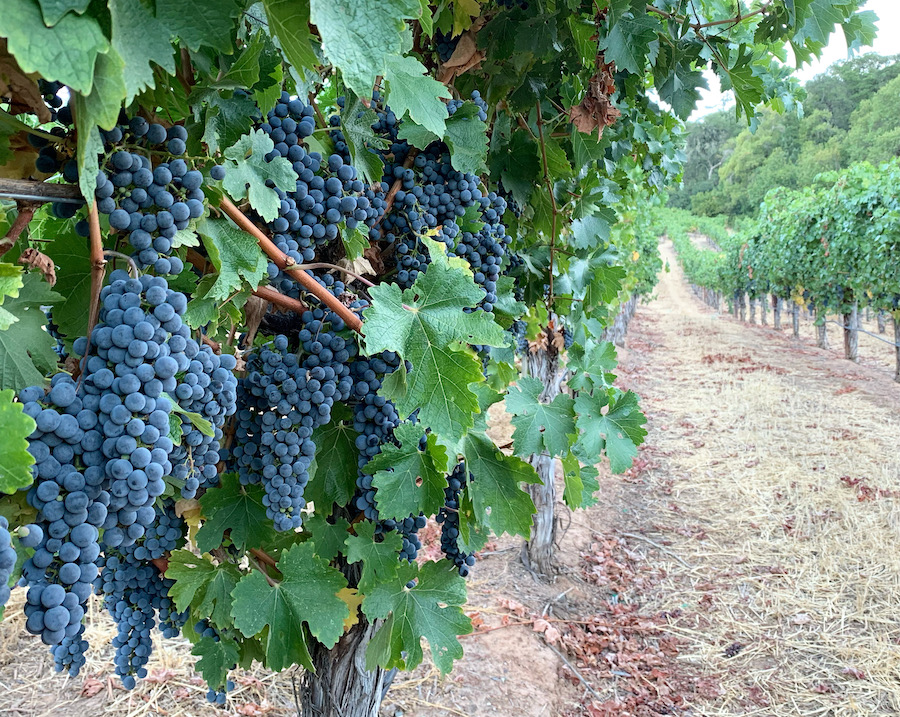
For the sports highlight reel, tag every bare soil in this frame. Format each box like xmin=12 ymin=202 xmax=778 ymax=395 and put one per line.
xmin=2 ymin=237 xmax=900 ymax=716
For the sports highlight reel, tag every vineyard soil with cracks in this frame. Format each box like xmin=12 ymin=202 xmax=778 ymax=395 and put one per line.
xmin=4 ymin=238 xmax=899 ymax=715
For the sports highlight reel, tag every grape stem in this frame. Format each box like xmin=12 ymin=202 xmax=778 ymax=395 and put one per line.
xmin=102 ymin=250 xmax=140 ymax=278
xmin=374 ymin=150 xmax=419 ymax=236
xmin=83 ymin=201 xmax=106 ymax=367
xmin=290 ymin=262 xmax=374 ymax=288
xmin=252 ymin=285 xmax=309 ymax=314
xmin=218 ymin=197 xmax=364 ymax=333
xmin=0 ymin=201 xmax=39 ymax=257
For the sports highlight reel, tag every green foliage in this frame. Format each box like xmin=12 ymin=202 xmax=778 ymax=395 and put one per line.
xmin=0 ymin=390 xmax=36 ymax=493
xmin=0 ymin=0 xmax=877 ymax=699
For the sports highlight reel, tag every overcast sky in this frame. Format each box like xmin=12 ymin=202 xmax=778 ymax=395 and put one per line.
xmin=691 ymin=0 xmax=900 ymax=118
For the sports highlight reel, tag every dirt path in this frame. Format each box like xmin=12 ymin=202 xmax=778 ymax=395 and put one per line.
xmin=3 ymin=240 xmax=900 ymax=716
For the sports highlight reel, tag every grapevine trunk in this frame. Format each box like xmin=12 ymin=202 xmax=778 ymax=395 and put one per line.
xmin=843 ymin=304 xmax=859 ymax=362
xmin=816 ymin=309 xmax=829 ymax=349
xmin=523 ymin=337 xmax=566 ymax=577
xmin=300 ymin=619 xmax=391 ymax=717
xmin=792 ymin=303 xmax=800 ymax=338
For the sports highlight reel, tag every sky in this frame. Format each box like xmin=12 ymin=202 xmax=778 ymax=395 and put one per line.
xmin=690 ymin=0 xmax=900 ymax=119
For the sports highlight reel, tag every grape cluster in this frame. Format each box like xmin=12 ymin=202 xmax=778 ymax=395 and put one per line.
xmin=510 ymin=319 xmax=529 ymax=354
xmin=257 ymin=93 xmax=387 ymax=298
xmin=0 ymin=517 xmax=19 ymax=609
xmin=17 ymin=376 xmax=106 ymax=658
xmin=437 ymin=462 xmax=476 ymax=576
xmin=435 ymin=29 xmax=459 ymax=63
xmin=348 ymin=351 xmax=427 ymax=561
xmin=169 ymin=348 xmax=238 ymax=499
xmin=232 ymin=320 xmax=353 ymax=531
xmin=93 ymin=118 xmax=211 ymax=275
xmin=95 ymin=505 xmax=187 ymax=689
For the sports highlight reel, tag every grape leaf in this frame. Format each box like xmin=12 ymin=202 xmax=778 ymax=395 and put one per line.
xmin=36 ymin=0 xmax=90 ymax=26
xmin=0 ymin=273 xmax=62 ymax=390
xmin=310 ymin=0 xmax=422 ymax=99
xmin=571 ymin=212 xmax=613 ymax=250
xmin=193 ymin=635 xmax=239 ymax=690
xmin=165 ymin=550 xmax=242 ymax=629
xmin=231 ymin=542 xmax=349 ymax=667
xmin=263 ymin=0 xmax=318 ymax=72
xmin=199 ymin=91 xmax=259 ymax=154
xmin=574 ymin=390 xmax=647 ymax=473
xmin=338 ymin=95 xmax=389 ymax=185
xmin=301 ymin=514 xmax=350 ymax=562
xmin=156 ymin=0 xmax=243 ymax=54
xmin=0 ymin=389 xmax=36 ymax=493
xmin=560 ymin=449 xmax=599 ymax=510
xmin=345 ymin=521 xmax=403 ymax=593
xmin=382 ymin=54 xmax=451 ymax=138
xmin=308 ymin=412 xmax=359 ymax=511
xmin=38 ymin=229 xmax=94 ymax=342
xmin=797 ymin=0 xmax=845 ymax=45
xmin=109 ymin=0 xmax=177 ymax=104
xmin=222 ymin=130 xmax=297 ymax=222
xmin=79 ymin=48 xmax=128 ymax=132
xmin=444 ymin=102 xmax=488 ymax=176
xmin=196 ymin=217 xmax=268 ymax=302
xmin=600 ymin=13 xmax=661 ymax=75
xmin=505 ymin=376 xmax=576 ymax=458
xmin=460 ymin=429 xmax=538 ymax=538
xmin=341 ymin=221 xmax=370 ymax=262
xmin=195 ymin=473 xmax=271 ymax=553
xmin=584 ymin=263 xmax=626 ymax=309
xmin=0 ymin=263 xmax=24 ymax=330
xmin=367 ymin=422 xmax=448 ymax=521
xmin=566 ymin=339 xmax=617 ymax=393
xmin=363 ymin=238 xmax=509 ymax=440
xmin=215 ymin=34 xmax=266 ymax=89
xmin=71 ymin=93 xmax=104 ymax=202
xmin=363 ymin=560 xmax=471 ymax=674
xmin=397 ymin=115 xmax=440 ymax=149
xmin=0 ymin=0 xmax=108 ymax=95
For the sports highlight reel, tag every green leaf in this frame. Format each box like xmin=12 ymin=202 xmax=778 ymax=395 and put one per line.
xmin=656 ymin=58 xmax=706 ymax=120
xmin=397 ymin=116 xmax=440 ymax=149
xmin=0 ymin=0 xmax=108 ymax=94
xmin=341 ymin=221 xmax=370 ymax=262
xmin=461 ymin=430 xmax=538 ymax=538
xmin=165 ymin=550 xmax=242 ymax=628
xmin=0 ymin=273 xmax=62 ymax=391
xmin=363 ymin=561 xmax=471 ymax=674
xmin=797 ymin=0 xmax=845 ymax=45
xmin=196 ymin=217 xmax=268 ymax=301
xmin=561 ymin=449 xmax=599 ymax=510
xmin=382 ymin=54 xmax=451 ymax=138
xmin=41 ymin=230 xmax=95 ymax=342
xmin=566 ymin=340 xmax=617 ymax=393
xmin=308 ymin=412 xmax=359 ymax=511
xmin=338 ymin=96 xmax=389 ymax=185
xmin=72 ymin=94 xmax=104 ymax=202
xmin=505 ymin=376 xmax=576 ymax=458
xmin=367 ymin=422 xmax=448 ymax=521
xmin=231 ymin=542 xmax=349 ymax=664
xmin=168 ymin=413 xmax=183 ymax=445
xmin=217 ymin=34 xmax=266 ymax=88
xmin=222 ymin=130 xmax=297 ymax=222
xmin=310 ymin=0 xmax=421 ymax=99
xmin=600 ymin=13 xmax=661 ymax=75
xmin=199 ymin=91 xmax=259 ymax=153
xmin=196 ymin=473 xmax=271 ymax=553
xmin=156 ymin=0 xmax=243 ymax=54
xmin=585 ymin=263 xmax=626 ymax=309
xmin=0 ymin=389 xmax=36 ymax=493
xmin=345 ymin=521 xmax=403 ymax=594
xmin=80 ymin=49 xmax=128 ymax=132
xmin=263 ymin=0 xmax=318 ymax=72
xmin=574 ymin=390 xmax=647 ymax=474
xmin=109 ymin=0 xmax=177 ymax=104
xmin=444 ymin=103 xmax=488 ymax=175
xmin=193 ymin=636 xmax=239 ymax=690
xmin=492 ymin=129 xmax=541 ymax=206
xmin=302 ymin=513 xmax=351 ymax=562
xmin=571 ymin=212 xmax=614 ymax=250
xmin=37 ymin=0 xmax=90 ymax=25
xmin=0 ymin=264 xmax=24 ymax=331
xmin=363 ymin=238 xmax=509 ymax=440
